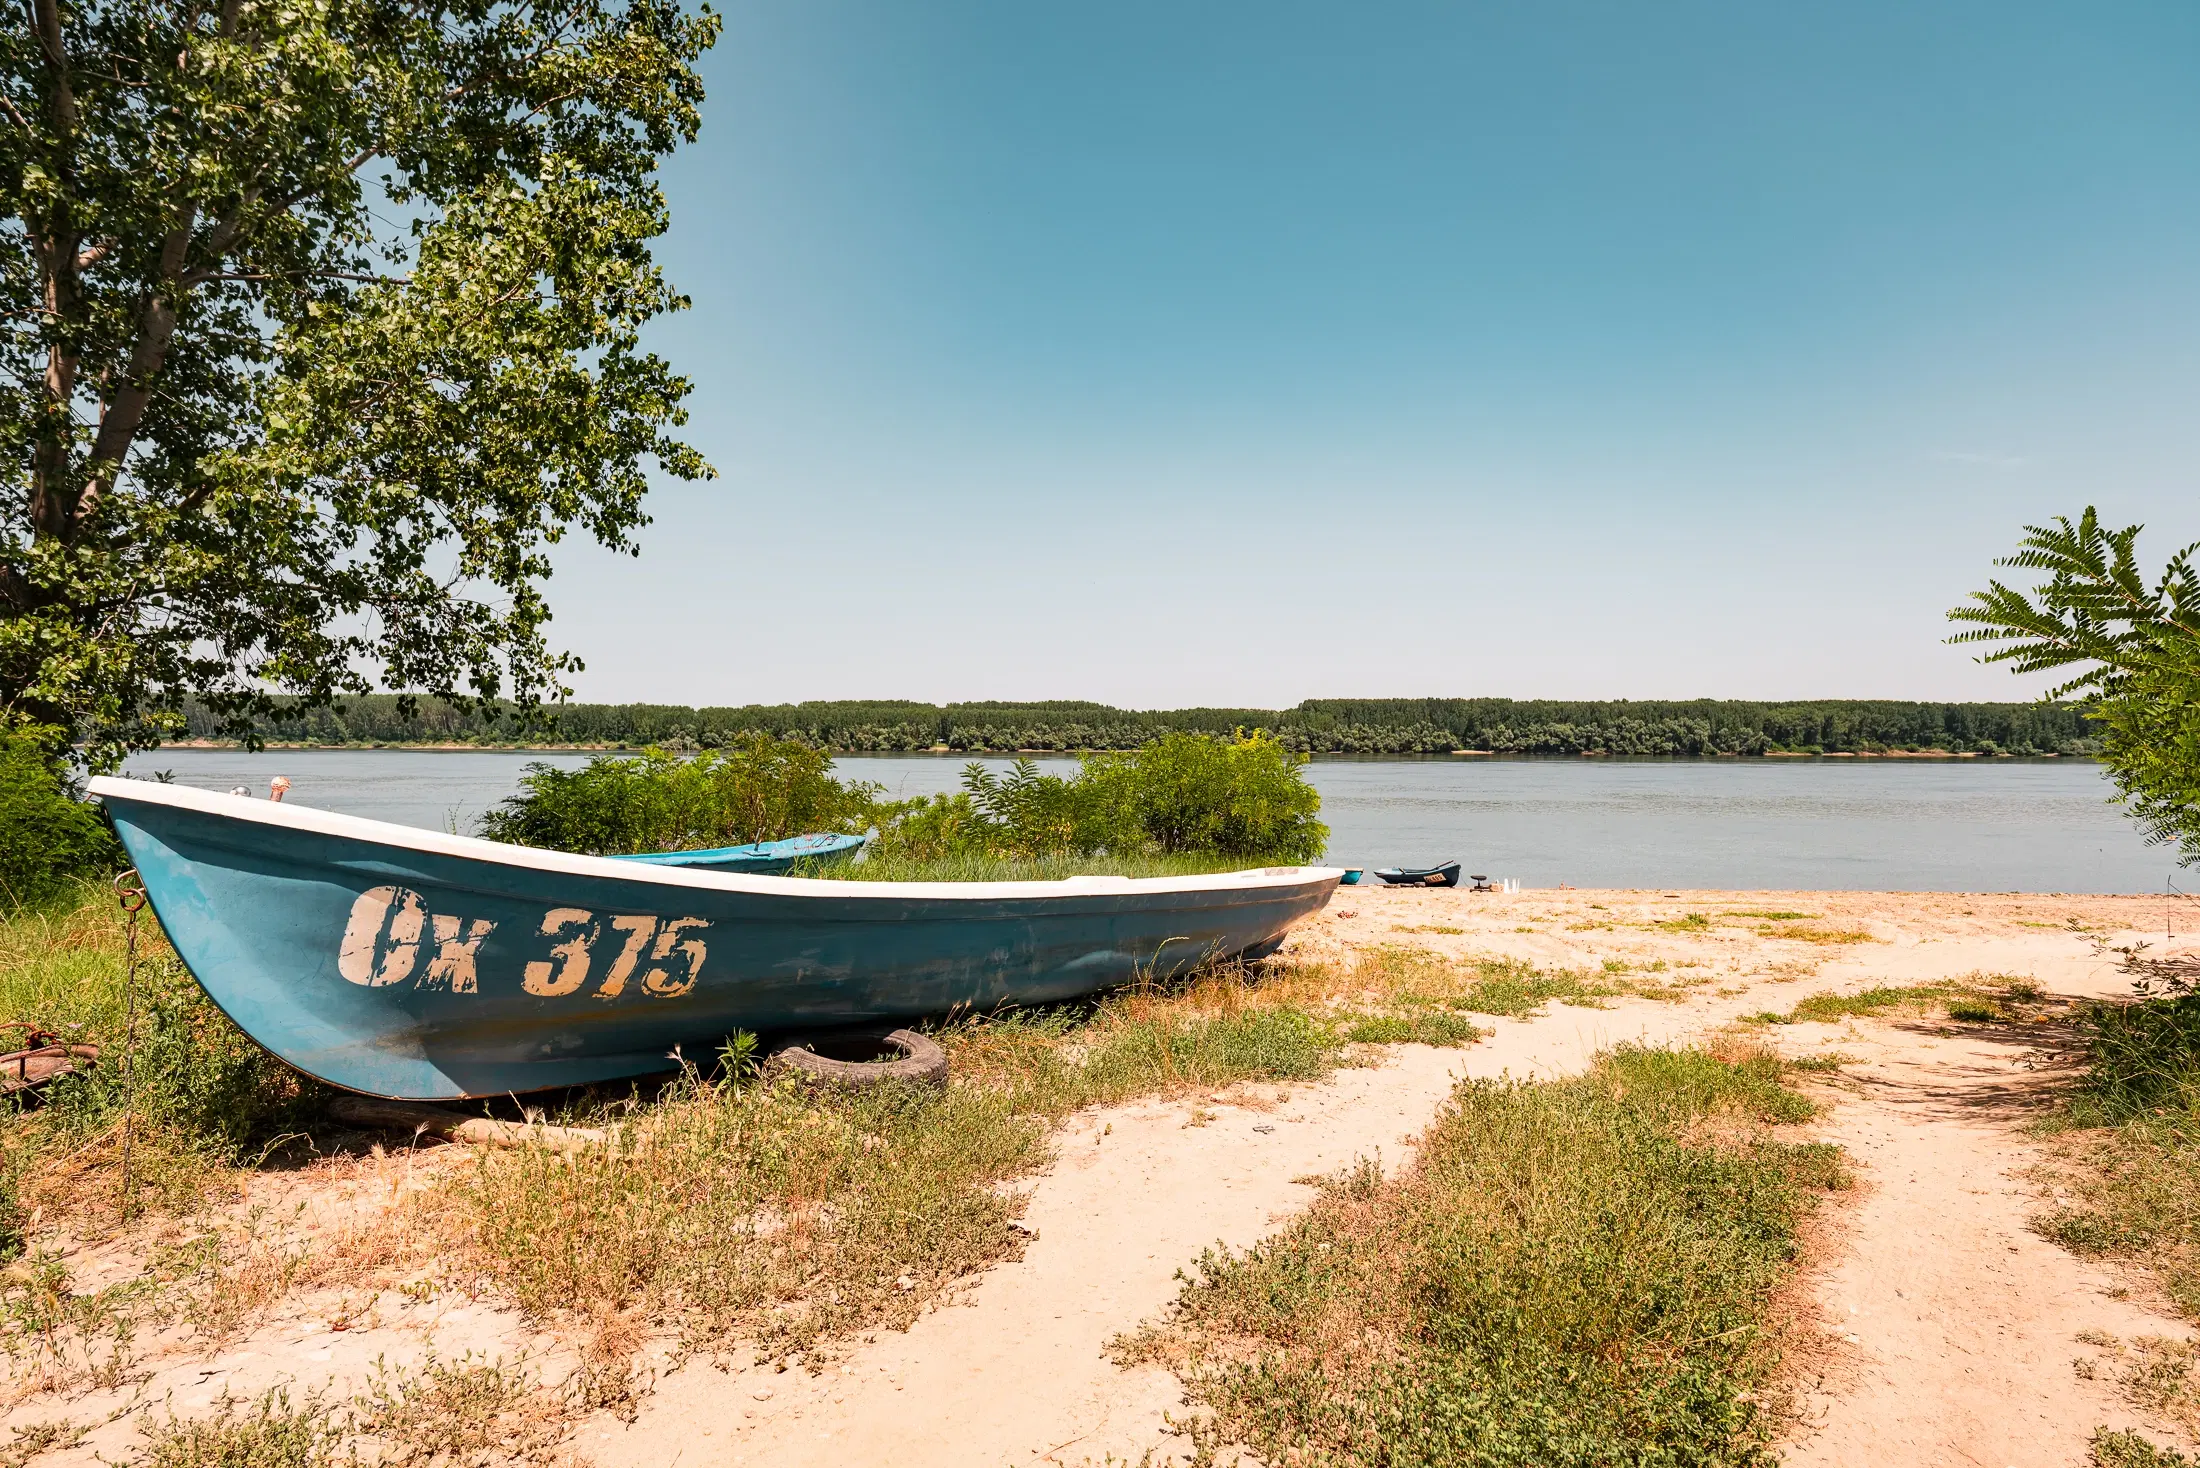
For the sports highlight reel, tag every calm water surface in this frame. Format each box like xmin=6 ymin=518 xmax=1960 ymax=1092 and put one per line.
xmin=118 ymin=750 xmax=2177 ymax=894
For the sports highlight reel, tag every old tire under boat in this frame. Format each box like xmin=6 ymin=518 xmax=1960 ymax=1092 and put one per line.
xmin=768 ymin=1028 xmax=948 ymax=1089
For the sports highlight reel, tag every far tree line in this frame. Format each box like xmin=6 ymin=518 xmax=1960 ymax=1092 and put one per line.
xmin=177 ymin=696 xmax=2098 ymax=758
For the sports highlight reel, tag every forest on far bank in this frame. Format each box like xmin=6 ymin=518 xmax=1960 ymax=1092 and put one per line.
xmin=176 ymin=696 xmax=2098 ymax=758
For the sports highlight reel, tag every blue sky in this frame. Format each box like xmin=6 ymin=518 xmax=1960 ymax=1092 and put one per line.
xmin=548 ymin=1 xmax=2200 ymax=708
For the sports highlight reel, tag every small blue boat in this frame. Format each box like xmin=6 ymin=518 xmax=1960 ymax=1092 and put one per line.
xmin=89 ymin=779 xmax=1340 ymax=1101
xmin=612 ymin=831 xmax=867 ymax=874
xmin=1340 ymin=869 xmax=1364 ymax=885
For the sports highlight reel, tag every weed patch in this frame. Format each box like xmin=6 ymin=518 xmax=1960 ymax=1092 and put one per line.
xmin=1761 ymin=925 xmax=1876 ymax=945
xmin=1340 ymin=1013 xmax=1485 ymax=1047
xmin=1655 ymin=912 xmax=1712 ymax=932
xmin=2035 ymin=1122 xmax=2200 ymax=1317
xmin=126 ymin=1387 xmax=343 ymax=1468
xmin=1123 ymin=1044 xmax=1842 ymax=1468
xmin=352 ymin=1351 xmax=571 ymax=1464
xmin=2093 ymin=1427 xmax=2198 ymax=1467
xmin=1784 ymin=983 xmax=1972 ymax=1024
xmin=2032 ymin=972 xmax=2200 ymax=1318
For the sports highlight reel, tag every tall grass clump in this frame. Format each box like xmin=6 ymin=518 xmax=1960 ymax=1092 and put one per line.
xmin=1126 ymin=1044 xmax=1842 ymax=1467
xmin=2068 ymin=997 xmax=2200 ymax=1125
xmin=448 ymin=1066 xmax=1046 ymax=1356
xmin=2033 ymin=980 xmax=2200 ymax=1316
xmin=0 ymin=887 xmax=324 ymax=1233
xmin=478 ymin=735 xmax=883 ymax=854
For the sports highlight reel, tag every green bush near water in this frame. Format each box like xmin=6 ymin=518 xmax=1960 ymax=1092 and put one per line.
xmin=484 ymin=729 xmax=1328 ymax=866
xmin=0 ymin=728 xmax=120 ymax=909
xmin=870 ymin=731 xmax=1326 ymax=865
xmin=477 ymin=736 xmax=883 ymax=853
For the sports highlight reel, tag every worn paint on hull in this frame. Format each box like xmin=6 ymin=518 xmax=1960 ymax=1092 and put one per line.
xmin=90 ymin=779 xmax=1339 ymax=1101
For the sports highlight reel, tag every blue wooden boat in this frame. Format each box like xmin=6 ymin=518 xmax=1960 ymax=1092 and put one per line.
xmin=612 ymin=831 xmax=867 ymax=874
xmin=88 ymin=779 xmax=1341 ymax=1101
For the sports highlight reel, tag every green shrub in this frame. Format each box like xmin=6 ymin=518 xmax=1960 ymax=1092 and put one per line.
xmin=1080 ymin=730 xmax=1326 ymax=860
xmin=128 ymin=1387 xmax=342 ymax=1468
xmin=869 ymin=731 xmax=1327 ymax=866
xmin=42 ymin=952 xmax=328 ymax=1160
xmin=478 ymin=735 xmax=885 ymax=854
xmin=486 ymin=729 xmax=1328 ymax=868
xmin=0 ymin=728 xmax=119 ymax=909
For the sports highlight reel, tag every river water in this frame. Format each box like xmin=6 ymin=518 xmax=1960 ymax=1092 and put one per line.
xmin=117 ymin=749 xmax=2180 ymax=894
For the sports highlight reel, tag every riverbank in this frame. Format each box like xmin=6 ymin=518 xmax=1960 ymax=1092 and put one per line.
xmin=5 ymin=885 xmax=2193 ymax=1466
xmin=119 ymin=747 xmax=2169 ymax=892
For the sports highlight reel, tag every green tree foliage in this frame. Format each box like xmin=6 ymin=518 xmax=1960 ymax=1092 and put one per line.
xmin=478 ymin=737 xmax=883 ymax=855
xmin=1950 ymin=508 xmax=2200 ymax=863
xmin=0 ymin=724 xmax=117 ymax=905
xmin=189 ymin=693 xmax=2095 ymax=757
xmin=2 ymin=0 xmax=718 ymax=766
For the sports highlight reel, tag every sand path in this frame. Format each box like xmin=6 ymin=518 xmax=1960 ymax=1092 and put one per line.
xmin=591 ymin=996 xmax=1747 ymax=1468
xmin=1780 ymin=1018 xmax=2186 ymax=1466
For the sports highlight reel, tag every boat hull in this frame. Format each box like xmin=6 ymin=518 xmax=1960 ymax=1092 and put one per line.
xmin=91 ymin=779 xmax=1339 ymax=1100
xmin=1373 ymin=861 xmax=1462 ymax=888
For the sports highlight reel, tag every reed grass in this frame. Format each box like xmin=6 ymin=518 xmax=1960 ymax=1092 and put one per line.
xmin=1121 ymin=1042 xmax=1843 ymax=1467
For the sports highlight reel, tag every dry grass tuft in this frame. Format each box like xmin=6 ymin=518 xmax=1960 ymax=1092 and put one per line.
xmin=438 ymin=1066 xmax=1046 ymax=1360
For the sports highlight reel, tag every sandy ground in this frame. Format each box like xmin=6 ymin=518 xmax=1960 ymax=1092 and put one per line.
xmin=10 ymin=886 xmax=2199 ymax=1466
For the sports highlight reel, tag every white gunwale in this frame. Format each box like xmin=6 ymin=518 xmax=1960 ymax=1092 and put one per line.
xmin=87 ymin=777 xmax=1341 ymax=902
